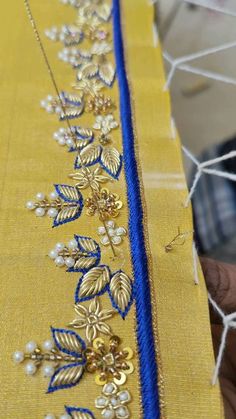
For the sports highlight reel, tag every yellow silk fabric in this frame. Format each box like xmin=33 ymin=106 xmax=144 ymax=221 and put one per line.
xmin=0 ymin=0 xmax=223 ymax=418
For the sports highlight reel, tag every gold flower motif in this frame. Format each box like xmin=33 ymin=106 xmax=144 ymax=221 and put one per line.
xmin=69 ymin=297 xmax=115 ymax=342
xmin=69 ymin=167 xmax=110 ymax=191
xmin=85 ymin=336 xmax=134 ymax=386
xmin=85 ymin=188 xmax=123 ymax=220
xmin=73 ymin=77 xmax=104 ymax=98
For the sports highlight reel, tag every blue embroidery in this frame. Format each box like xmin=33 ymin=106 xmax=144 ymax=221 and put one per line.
xmin=100 ymin=153 xmax=123 ymax=179
xmin=74 ymin=146 xmax=102 ymax=169
xmin=47 ymin=362 xmax=85 ymax=393
xmin=108 ymin=270 xmax=133 ymax=319
xmin=68 ymin=126 xmax=94 ymax=152
xmin=74 ymin=264 xmax=111 ymax=303
xmin=113 ymin=0 xmax=160 ymax=417
xmin=51 ymin=327 xmax=86 ymax=358
xmin=53 ymin=184 xmax=84 ymax=227
xmin=67 ymin=235 xmax=101 ymax=273
xmin=65 ymin=406 xmax=95 ymax=418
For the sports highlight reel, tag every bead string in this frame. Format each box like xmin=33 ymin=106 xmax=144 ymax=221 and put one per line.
xmin=24 ymin=0 xmax=117 ymax=257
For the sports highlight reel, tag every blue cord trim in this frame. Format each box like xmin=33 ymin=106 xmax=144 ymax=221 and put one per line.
xmin=65 ymin=406 xmax=95 ymax=418
xmin=74 ymin=264 xmax=111 ymax=303
xmin=51 ymin=327 xmax=86 ymax=358
xmin=47 ymin=362 xmax=85 ymax=393
xmin=112 ymin=1 xmax=160 ymax=417
xmin=108 ymin=270 xmax=133 ymax=319
xmin=67 ymin=235 xmax=101 ymax=273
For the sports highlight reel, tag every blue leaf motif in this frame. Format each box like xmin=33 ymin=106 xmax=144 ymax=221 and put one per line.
xmin=51 ymin=327 xmax=86 ymax=358
xmin=108 ymin=270 xmax=134 ymax=319
xmin=53 ymin=185 xmax=83 ymax=227
xmin=69 ymin=127 xmax=94 ymax=152
xmin=65 ymin=406 xmax=95 ymax=418
xmin=67 ymin=235 xmax=101 ymax=273
xmin=75 ymin=265 xmax=110 ymax=303
xmin=47 ymin=362 xmax=84 ymax=393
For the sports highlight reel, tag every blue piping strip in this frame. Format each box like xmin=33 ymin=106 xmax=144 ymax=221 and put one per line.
xmin=112 ymin=1 xmax=160 ymax=417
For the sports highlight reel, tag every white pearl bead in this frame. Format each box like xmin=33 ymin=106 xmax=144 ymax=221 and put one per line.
xmin=108 ymin=228 xmax=115 ymax=237
xmin=116 ymin=407 xmax=127 ymax=417
xmin=68 ymin=239 xmax=78 ymax=249
xmin=43 ymin=339 xmax=54 ymax=351
xmin=107 ymin=220 xmax=115 ymax=228
xmin=26 ymin=201 xmax=35 ymax=210
xmin=98 ymin=226 xmax=106 ymax=235
xmin=55 ymin=256 xmax=65 ymax=267
xmin=44 ymin=414 xmax=56 ymax=419
xmin=47 ymin=208 xmax=58 ymax=218
xmin=47 ymin=94 xmax=53 ymax=101
xmin=104 ymin=383 xmax=115 ymax=394
xmin=13 ymin=351 xmax=24 ymax=364
xmin=97 ymin=397 xmax=107 ymax=407
xmin=36 ymin=192 xmax=45 ymax=201
xmin=40 ymin=99 xmax=47 ymax=108
xmin=59 ymin=127 xmax=66 ymax=133
xmin=25 ymin=362 xmax=37 ymax=375
xmin=43 ymin=364 xmax=55 ymax=377
xmin=65 ymin=257 xmax=75 ymax=268
xmin=101 ymin=236 xmax=109 ymax=246
xmin=112 ymin=236 xmax=122 ymax=245
xmin=25 ymin=341 xmax=37 ymax=353
xmin=53 ymin=132 xmax=59 ymax=140
xmin=58 ymin=138 xmax=66 ymax=146
xmin=55 ymin=106 xmax=62 ymax=114
xmin=116 ymin=227 xmax=126 ymax=236
xmin=102 ymin=410 xmax=114 ymax=419
xmin=66 ymin=138 xmax=74 ymax=148
xmin=49 ymin=191 xmax=58 ymax=200
xmin=55 ymin=242 xmax=65 ymax=251
xmin=46 ymin=104 xmax=53 ymax=113
xmin=48 ymin=249 xmax=58 ymax=259
xmin=35 ymin=207 xmax=45 ymax=217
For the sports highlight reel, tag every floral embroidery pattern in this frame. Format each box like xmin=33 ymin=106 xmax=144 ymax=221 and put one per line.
xmin=18 ymin=0 xmax=136 ymax=417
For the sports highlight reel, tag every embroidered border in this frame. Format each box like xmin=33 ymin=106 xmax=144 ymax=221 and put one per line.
xmin=112 ymin=0 xmax=160 ymax=417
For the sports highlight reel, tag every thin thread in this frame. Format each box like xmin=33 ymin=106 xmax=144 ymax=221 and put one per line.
xmin=182 ymin=146 xmax=236 ymax=207
xmin=208 ymin=294 xmax=236 ymax=385
xmin=183 ymin=0 xmax=236 ymax=18
xmin=163 ymin=40 xmax=236 ymax=89
xmin=192 ymin=242 xmax=199 ymax=285
xmin=24 ymin=0 xmax=117 ymax=256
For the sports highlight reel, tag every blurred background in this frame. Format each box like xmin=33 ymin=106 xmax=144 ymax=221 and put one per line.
xmin=155 ymin=0 xmax=236 ymax=262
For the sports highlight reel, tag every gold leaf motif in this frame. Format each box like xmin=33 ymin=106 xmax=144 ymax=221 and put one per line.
xmin=54 ymin=329 xmax=84 ymax=353
xmin=80 ymin=63 xmax=98 ymax=78
xmin=109 ymin=272 xmax=132 ymax=313
xmin=62 ymin=108 xmax=84 ymax=120
xmin=99 ymin=63 xmax=115 ymax=86
xmin=79 ymin=266 xmax=110 ymax=299
xmin=56 ymin=207 xmax=79 ymax=223
xmin=90 ymin=41 xmax=112 ymax=56
xmin=63 ymin=92 xmax=83 ymax=104
xmin=71 ymin=412 xmax=93 ymax=419
xmin=76 ymin=127 xmax=94 ymax=139
xmin=95 ymin=4 xmax=112 ymax=21
xmin=80 ymin=144 xmax=102 ymax=166
xmin=77 ymin=236 xmax=98 ymax=252
xmin=101 ymin=147 xmax=121 ymax=177
xmin=74 ymin=256 xmax=97 ymax=270
xmin=51 ymin=364 xmax=83 ymax=387
xmin=58 ymin=185 xmax=80 ymax=200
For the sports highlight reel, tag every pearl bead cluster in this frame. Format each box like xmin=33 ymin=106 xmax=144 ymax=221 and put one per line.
xmin=58 ymin=47 xmax=85 ymax=67
xmin=44 ymin=25 xmax=82 ymax=46
xmin=48 ymin=239 xmax=79 ymax=268
xmin=40 ymin=94 xmax=65 ymax=116
xmin=12 ymin=340 xmax=55 ymax=377
xmin=98 ymin=221 xmax=127 ymax=246
xmin=53 ymin=127 xmax=76 ymax=149
xmin=26 ymin=191 xmax=59 ymax=218
xmin=60 ymin=0 xmax=79 ymax=7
